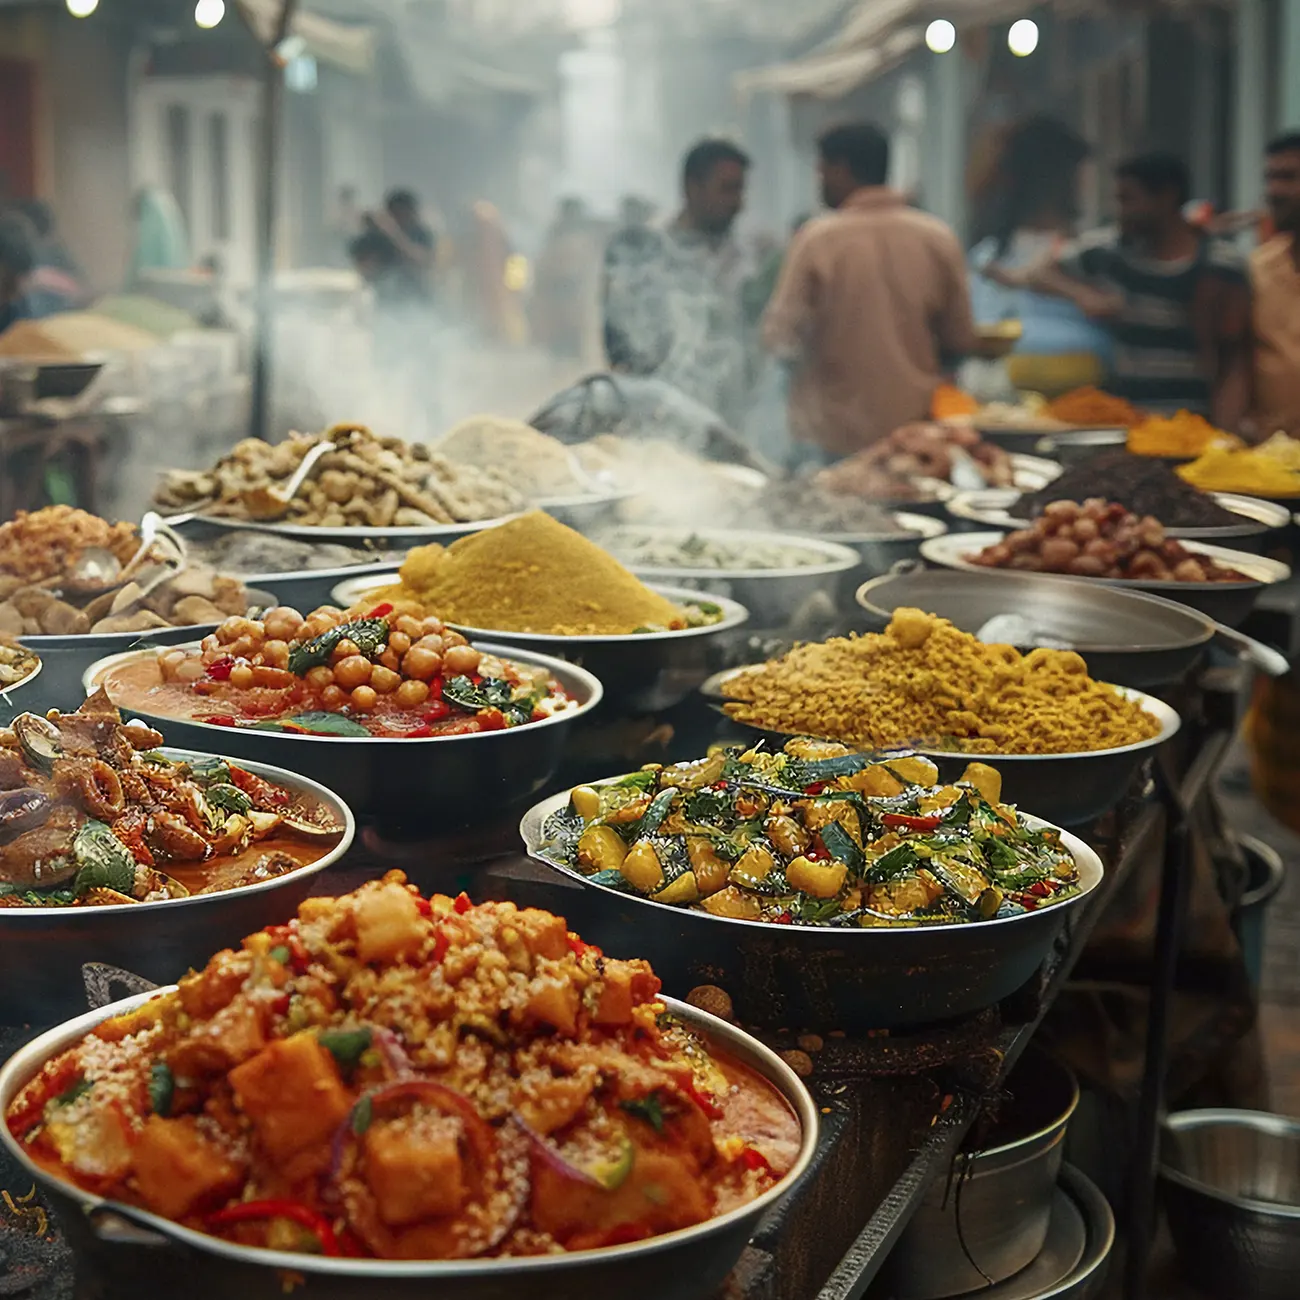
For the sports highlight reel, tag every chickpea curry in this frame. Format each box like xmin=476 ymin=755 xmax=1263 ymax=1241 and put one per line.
xmin=6 ymin=874 xmax=802 ymax=1259
xmin=0 ymin=693 xmax=344 ymax=907
xmin=540 ymin=741 xmax=1082 ymax=926
xmin=95 ymin=601 xmax=578 ymax=740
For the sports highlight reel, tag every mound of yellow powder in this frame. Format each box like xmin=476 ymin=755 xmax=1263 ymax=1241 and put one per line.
xmin=724 ymin=608 xmax=1162 ymax=755
xmin=377 ymin=511 xmax=688 ymax=635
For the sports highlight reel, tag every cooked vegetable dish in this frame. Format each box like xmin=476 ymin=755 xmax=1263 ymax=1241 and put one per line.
xmin=722 ymin=609 xmax=1161 ymax=755
xmin=0 ymin=636 xmax=39 ymax=689
xmin=0 ymin=506 xmax=250 ymax=636
xmin=6 ymin=874 xmax=801 ymax=1257
xmin=0 ymin=693 xmax=344 ymax=906
xmin=968 ymin=499 xmax=1252 ymax=581
xmin=754 ymin=480 xmax=915 ymax=536
xmin=94 ymin=600 xmax=578 ymax=739
xmin=155 ymin=424 xmax=524 ymax=528
xmin=606 ymin=529 xmax=833 ymax=573
xmin=539 ymin=741 xmax=1080 ymax=926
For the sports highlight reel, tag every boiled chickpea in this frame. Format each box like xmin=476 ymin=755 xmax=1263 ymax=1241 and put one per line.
xmin=262 ymin=607 xmax=305 ymax=643
xmin=443 ymin=630 xmax=468 ymax=649
xmin=331 ymin=638 xmax=361 ymax=663
xmin=200 ymin=635 xmax=220 ymax=655
xmin=320 ymin=684 xmax=348 ymax=710
xmin=311 ymin=606 xmax=344 ymax=622
xmin=388 ymin=631 xmax=411 ymax=657
xmin=230 ymin=663 xmax=256 ymax=690
xmin=370 ymin=666 xmax=401 ymax=695
xmin=305 ymin=665 xmax=334 ymax=692
xmin=394 ymin=615 xmax=423 ymax=639
xmin=229 ymin=637 xmax=257 ymax=660
xmin=395 ymin=678 xmax=430 ymax=710
xmin=160 ymin=649 xmax=186 ymax=680
xmin=334 ymin=655 xmax=373 ymax=690
xmin=350 ymin=685 xmax=378 ymax=712
xmin=261 ymin=639 xmax=290 ymax=669
xmin=415 ymin=634 xmax=444 ymax=654
xmin=175 ymin=659 xmax=206 ymax=684
xmin=377 ymin=648 xmax=401 ymax=672
xmin=402 ymin=646 xmax=442 ymax=681
xmin=420 ymin=616 xmax=445 ymax=636
xmin=443 ymin=645 xmax=481 ymax=676
xmin=216 ymin=617 xmax=248 ymax=645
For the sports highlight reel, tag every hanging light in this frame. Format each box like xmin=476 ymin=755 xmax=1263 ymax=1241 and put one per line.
xmin=925 ymin=20 xmax=957 ymax=55
xmin=66 ymin=0 xmax=99 ymax=17
xmin=195 ymin=0 xmax=226 ymax=29
xmin=1008 ymin=19 xmax=1039 ymax=57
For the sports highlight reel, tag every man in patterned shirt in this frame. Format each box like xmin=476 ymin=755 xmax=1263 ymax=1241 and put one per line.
xmin=1033 ymin=152 xmax=1252 ymax=428
xmin=602 ymin=139 xmax=754 ymax=429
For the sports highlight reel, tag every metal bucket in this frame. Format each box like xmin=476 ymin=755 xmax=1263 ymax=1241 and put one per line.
xmin=885 ymin=1052 xmax=1080 ymax=1299
xmin=1233 ymin=835 xmax=1286 ymax=992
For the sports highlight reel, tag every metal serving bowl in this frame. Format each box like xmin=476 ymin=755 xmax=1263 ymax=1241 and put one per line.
xmin=0 ymin=750 xmax=355 ymax=1024
xmin=521 ymin=791 xmax=1104 ymax=1031
xmin=944 ymin=489 xmax=1289 ymax=552
xmin=18 ymin=587 xmax=278 ymax=709
xmin=164 ymin=511 xmax=524 ymax=548
xmin=331 ymin=576 xmax=750 ymax=714
xmin=701 ymin=665 xmax=1180 ymax=828
xmin=84 ymin=644 xmax=603 ymax=832
xmin=813 ymin=512 xmax=949 ymax=606
xmin=855 ymin=569 xmax=1215 ymax=690
xmin=1031 ymin=428 xmax=1129 ymax=464
xmin=0 ymin=992 xmax=817 ymax=1300
xmin=1160 ymin=1109 xmax=1300 ymax=1300
xmin=538 ymin=488 xmax=640 ymax=533
xmin=604 ymin=526 xmax=859 ymax=635
xmin=919 ymin=531 xmax=1291 ymax=627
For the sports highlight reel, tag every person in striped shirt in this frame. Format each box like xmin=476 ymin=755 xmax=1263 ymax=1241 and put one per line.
xmin=1032 ymin=152 xmax=1252 ymax=430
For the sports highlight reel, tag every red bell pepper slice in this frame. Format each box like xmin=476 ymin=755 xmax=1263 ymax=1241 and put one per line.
xmin=881 ymin=813 xmax=944 ymax=832
xmin=205 ymin=1200 xmax=341 ymax=1256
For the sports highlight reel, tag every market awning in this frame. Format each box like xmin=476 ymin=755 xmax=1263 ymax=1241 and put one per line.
xmin=236 ymin=0 xmax=376 ymax=75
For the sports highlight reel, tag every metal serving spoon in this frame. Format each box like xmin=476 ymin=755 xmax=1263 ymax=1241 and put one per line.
xmin=240 ymin=440 xmax=331 ymax=521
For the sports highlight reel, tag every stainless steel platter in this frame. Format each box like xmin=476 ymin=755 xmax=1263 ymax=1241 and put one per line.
xmin=521 ymin=788 xmax=1104 ymax=1030
xmin=162 ymin=510 xmax=523 ymax=545
xmin=0 ymin=748 xmax=355 ymax=1023
xmin=919 ymin=531 xmax=1291 ymax=627
xmin=0 ymin=991 xmax=818 ymax=1300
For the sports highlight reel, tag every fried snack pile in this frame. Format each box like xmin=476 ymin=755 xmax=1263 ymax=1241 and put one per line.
xmin=723 ymin=609 xmax=1162 ymax=755
xmin=0 ymin=507 xmax=137 ymax=584
xmin=376 ymin=512 xmax=699 ymax=636
xmin=1127 ymin=411 xmax=1238 ymax=458
xmin=1044 ymin=387 xmax=1143 ymax=427
xmin=437 ymin=416 xmax=600 ymax=498
xmin=6 ymin=874 xmax=800 ymax=1259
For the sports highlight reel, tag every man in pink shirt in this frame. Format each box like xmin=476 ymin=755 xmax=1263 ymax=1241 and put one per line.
xmin=763 ymin=122 xmax=978 ymax=460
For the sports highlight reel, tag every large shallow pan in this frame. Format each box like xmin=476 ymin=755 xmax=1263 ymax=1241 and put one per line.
xmin=855 ymin=569 xmax=1215 ymax=690
xmin=920 ymin=531 xmax=1290 ymax=627
xmin=0 ymin=749 xmax=354 ymax=1024
xmin=605 ymin=526 xmax=858 ymax=635
xmin=944 ymin=489 xmax=1288 ymax=552
xmin=332 ymin=576 xmax=749 ymax=714
xmin=0 ymin=991 xmax=817 ymax=1300
xmin=85 ymin=644 xmax=602 ymax=833
xmin=521 ymin=791 xmax=1103 ymax=1031
xmin=702 ymin=666 xmax=1180 ymax=827
xmin=18 ymin=587 xmax=277 ymax=708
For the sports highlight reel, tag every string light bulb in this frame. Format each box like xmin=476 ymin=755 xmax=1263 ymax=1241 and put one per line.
xmin=195 ymin=0 xmax=226 ymax=29
xmin=66 ymin=0 xmax=99 ymax=17
xmin=1008 ymin=19 xmax=1039 ymax=57
xmin=925 ymin=20 xmax=957 ymax=55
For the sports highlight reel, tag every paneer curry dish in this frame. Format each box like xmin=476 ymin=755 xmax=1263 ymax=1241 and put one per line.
xmin=539 ymin=741 xmax=1082 ymax=926
xmin=5 ymin=874 xmax=803 ymax=1259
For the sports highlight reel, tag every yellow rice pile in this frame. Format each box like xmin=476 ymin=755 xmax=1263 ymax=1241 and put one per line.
xmin=723 ymin=608 xmax=1161 ymax=755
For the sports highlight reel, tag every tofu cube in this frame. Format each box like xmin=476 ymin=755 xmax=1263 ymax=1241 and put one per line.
xmin=363 ymin=1116 xmax=468 ymax=1226
xmin=354 ymin=883 xmax=425 ymax=964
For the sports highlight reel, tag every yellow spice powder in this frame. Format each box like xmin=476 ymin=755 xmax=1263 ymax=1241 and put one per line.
xmin=375 ymin=510 xmax=687 ymax=635
xmin=724 ymin=608 xmax=1162 ymax=755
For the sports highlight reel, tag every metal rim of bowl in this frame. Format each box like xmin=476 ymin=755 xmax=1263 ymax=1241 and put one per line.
xmin=328 ymin=577 xmax=751 ymax=646
xmin=814 ymin=511 xmax=949 ymax=546
xmin=0 ymin=990 xmax=819 ymax=1278
xmin=83 ymin=642 xmax=605 ymax=747
xmin=852 ymin=569 xmax=1217 ymax=657
xmin=161 ymin=511 xmax=527 ymax=544
xmin=520 ymin=786 xmax=1105 ymax=938
xmin=605 ymin=526 xmax=862 ymax=581
xmin=961 ymin=1057 xmax=1081 ymax=1164
xmin=536 ymin=487 xmax=640 ymax=511
xmin=1046 ymin=1164 xmax=1116 ymax=1298
xmin=1160 ymin=1108 xmax=1300 ymax=1218
xmin=17 ymin=588 xmax=280 ymax=652
xmin=919 ymin=531 xmax=1292 ymax=593
xmin=0 ymin=747 xmax=355 ymax=919
xmin=226 ymin=560 xmax=402 ymax=588
xmin=944 ymin=490 xmax=1287 ymax=537
xmin=702 ymin=666 xmax=1182 ymax=764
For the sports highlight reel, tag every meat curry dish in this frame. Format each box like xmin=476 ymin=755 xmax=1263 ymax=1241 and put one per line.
xmin=6 ymin=874 xmax=802 ymax=1259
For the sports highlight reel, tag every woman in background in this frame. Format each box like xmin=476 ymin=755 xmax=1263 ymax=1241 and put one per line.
xmin=967 ymin=116 xmax=1112 ymax=396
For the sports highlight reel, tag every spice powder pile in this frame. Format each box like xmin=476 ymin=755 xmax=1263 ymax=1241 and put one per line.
xmin=723 ymin=608 xmax=1162 ymax=755
xmin=375 ymin=511 xmax=689 ymax=635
